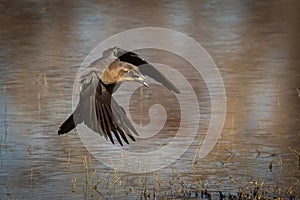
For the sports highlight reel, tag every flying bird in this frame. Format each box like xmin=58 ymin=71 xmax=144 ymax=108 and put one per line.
xmin=58 ymin=47 xmax=179 ymax=146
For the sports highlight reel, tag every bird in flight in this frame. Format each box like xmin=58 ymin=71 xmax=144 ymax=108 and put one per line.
xmin=58 ymin=47 xmax=179 ymax=146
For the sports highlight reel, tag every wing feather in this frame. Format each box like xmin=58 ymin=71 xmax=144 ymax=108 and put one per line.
xmin=75 ymin=73 xmax=137 ymax=145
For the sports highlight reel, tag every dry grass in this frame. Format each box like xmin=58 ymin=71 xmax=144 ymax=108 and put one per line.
xmin=69 ymin=155 xmax=298 ymax=200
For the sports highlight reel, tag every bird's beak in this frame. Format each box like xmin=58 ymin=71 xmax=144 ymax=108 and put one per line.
xmin=134 ymin=74 xmax=149 ymax=87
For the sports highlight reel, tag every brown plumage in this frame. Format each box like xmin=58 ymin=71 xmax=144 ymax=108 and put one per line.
xmin=58 ymin=47 xmax=179 ymax=146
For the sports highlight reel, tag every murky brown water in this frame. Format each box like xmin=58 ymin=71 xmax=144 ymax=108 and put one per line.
xmin=0 ymin=0 xmax=299 ymax=199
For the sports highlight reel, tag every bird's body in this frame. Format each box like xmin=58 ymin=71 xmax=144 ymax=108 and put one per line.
xmin=58 ymin=47 xmax=179 ymax=146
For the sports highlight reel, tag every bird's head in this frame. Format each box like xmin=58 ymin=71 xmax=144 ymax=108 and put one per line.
xmin=100 ymin=60 xmax=148 ymax=87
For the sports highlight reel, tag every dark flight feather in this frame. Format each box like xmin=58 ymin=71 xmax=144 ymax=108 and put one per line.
xmin=58 ymin=74 xmax=137 ymax=146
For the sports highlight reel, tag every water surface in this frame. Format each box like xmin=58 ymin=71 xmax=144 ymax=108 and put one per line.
xmin=0 ymin=0 xmax=299 ymax=199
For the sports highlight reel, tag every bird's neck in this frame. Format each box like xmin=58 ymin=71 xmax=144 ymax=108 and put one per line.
xmin=100 ymin=70 xmax=118 ymax=84
xmin=98 ymin=78 xmax=117 ymax=94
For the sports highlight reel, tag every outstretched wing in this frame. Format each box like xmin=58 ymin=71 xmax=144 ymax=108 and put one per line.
xmin=73 ymin=74 xmax=138 ymax=146
xmin=115 ymin=48 xmax=180 ymax=94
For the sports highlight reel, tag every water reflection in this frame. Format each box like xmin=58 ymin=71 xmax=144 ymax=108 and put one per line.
xmin=0 ymin=0 xmax=299 ymax=199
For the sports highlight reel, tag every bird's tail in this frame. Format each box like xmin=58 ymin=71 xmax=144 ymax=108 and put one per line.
xmin=58 ymin=114 xmax=76 ymax=135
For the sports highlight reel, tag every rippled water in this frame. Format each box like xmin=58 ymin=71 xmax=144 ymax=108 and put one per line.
xmin=0 ymin=0 xmax=299 ymax=199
